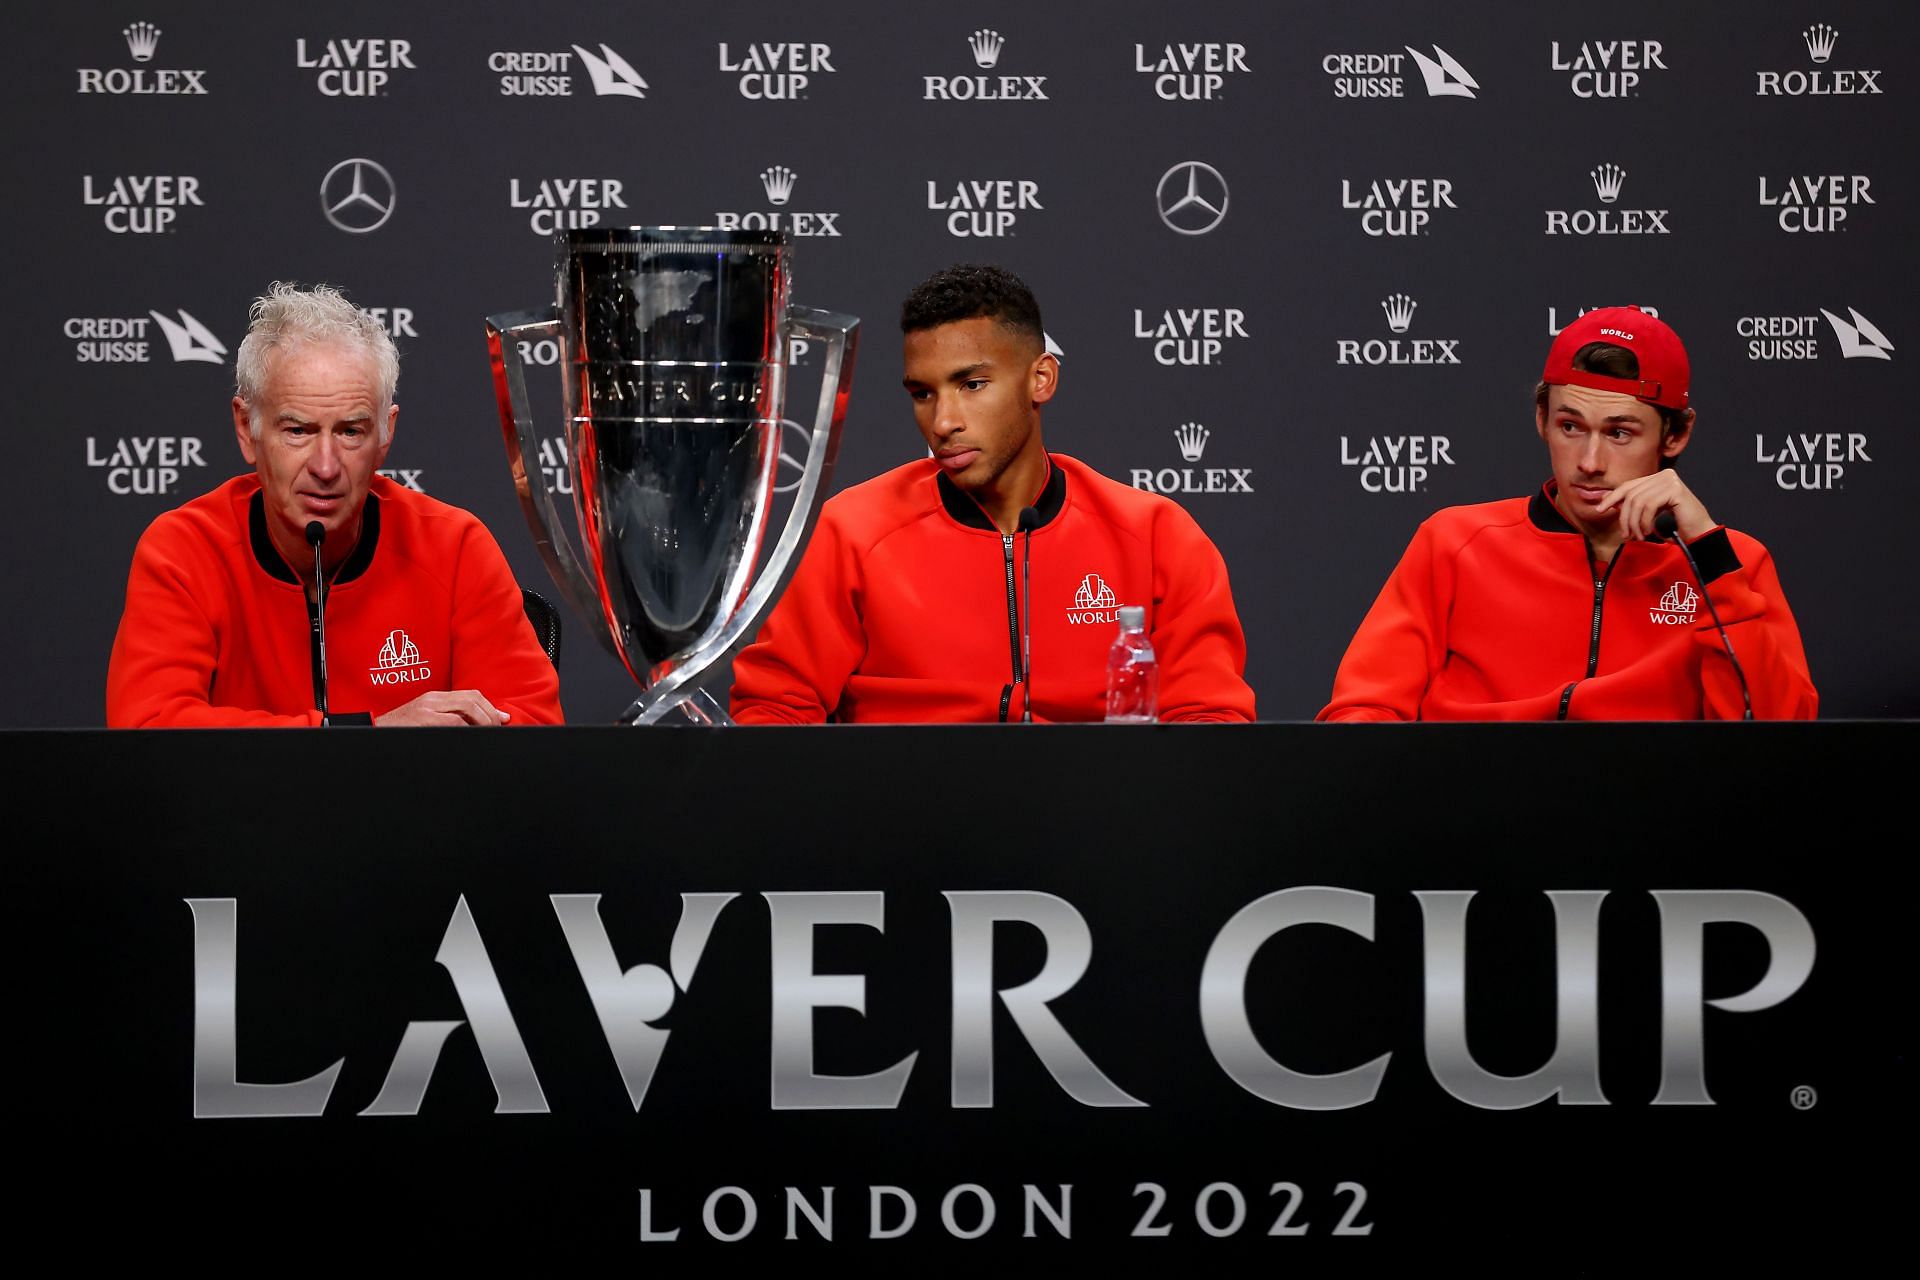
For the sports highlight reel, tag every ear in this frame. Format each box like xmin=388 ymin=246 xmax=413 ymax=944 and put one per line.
xmin=375 ymin=404 xmax=399 ymax=466
xmin=1534 ymin=399 xmax=1549 ymax=444
xmin=232 ymin=396 xmax=257 ymax=465
xmin=1030 ymin=352 xmax=1059 ymax=407
xmin=1660 ymin=408 xmax=1694 ymax=462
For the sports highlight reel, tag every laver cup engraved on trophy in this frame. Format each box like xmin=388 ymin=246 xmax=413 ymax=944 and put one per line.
xmin=487 ymin=227 xmax=857 ymax=724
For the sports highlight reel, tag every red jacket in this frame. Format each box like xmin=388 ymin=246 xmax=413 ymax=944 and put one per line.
xmin=1319 ymin=485 xmax=1818 ymax=722
xmin=731 ymin=454 xmax=1255 ymax=723
xmin=107 ymin=475 xmax=563 ymax=727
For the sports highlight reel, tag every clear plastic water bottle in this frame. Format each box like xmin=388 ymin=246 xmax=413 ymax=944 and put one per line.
xmin=1104 ymin=605 xmax=1159 ymax=723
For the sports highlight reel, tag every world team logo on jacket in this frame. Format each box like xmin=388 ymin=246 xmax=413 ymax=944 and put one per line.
xmin=1067 ymin=573 xmax=1120 ymax=626
xmin=1649 ymin=582 xmax=1699 ymax=626
xmin=370 ymin=628 xmax=432 ymax=685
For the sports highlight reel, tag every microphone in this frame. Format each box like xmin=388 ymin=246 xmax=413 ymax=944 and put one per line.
xmin=1651 ymin=508 xmax=1752 ymax=720
xmin=1017 ymin=506 xmax=1039 ymax=723
xmin=306 ymin=521 xmax=331 ymax=724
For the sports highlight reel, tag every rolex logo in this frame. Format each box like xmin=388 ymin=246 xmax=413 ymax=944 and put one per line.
xmin=1591 ymin=164 xmax=1626 ymax=204
xmin=760 ymin=165 xmax=796 ymax=206
xmin=970 ymin=29 xmax=1004 ymax=69
xmin=1803 ymin=23 xmax=1838 ymax=64
xmin=124 ymin=22 xmax=160 ymax=62
xmin=1174 ymin=422 xmax=1210 ymax=462
xmin=1381 ymin=292 xmax=1417 ymax=333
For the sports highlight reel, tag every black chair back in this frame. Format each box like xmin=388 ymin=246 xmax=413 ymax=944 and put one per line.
xmin=521 ymin=588 xmax=562 ymax=665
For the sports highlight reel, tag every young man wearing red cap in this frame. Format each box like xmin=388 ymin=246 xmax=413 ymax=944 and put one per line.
xmin=1319 ymin=307 xmax=1817 ymax=721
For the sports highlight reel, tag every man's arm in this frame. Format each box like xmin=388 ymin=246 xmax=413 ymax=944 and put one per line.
xmin=1150 ymin=507 xmax=1256 ymax=723
xmin=1317 ymin=522 xmax=1445 ymax=723
xmin=1692 ymin=531 xmax=1818 ymax=720
xmin=729 ymin=511 xmax=867 ymax=724
xmin=445 ymin=521 xmax=563 ymax=726
xmin=1598 ymin=473 xmax=1816 ymax=721
xmin=106 ymin=522 xmax=323 ymax=728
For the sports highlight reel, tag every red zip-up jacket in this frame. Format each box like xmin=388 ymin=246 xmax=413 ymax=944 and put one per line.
xmin=107 ymin=474 xmax=563 ymax=727
xmin=1318 ymin=485 xmax=1817 ymax=721
xmin=731 ymin=454 xmax=1255 ymax=723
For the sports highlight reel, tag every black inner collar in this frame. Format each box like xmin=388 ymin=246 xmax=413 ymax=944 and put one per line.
xmin=250 ymin=490 xmax=380 ymax=585
xmin=937 ymin=458 xmax=1067 ymax=532
xmin=1528 ymin=483 xmax=1578 ymax=535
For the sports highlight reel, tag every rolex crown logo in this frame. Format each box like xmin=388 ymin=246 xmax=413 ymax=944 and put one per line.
xmin=970 ymin=29 xmax=1005 ymax=69
xmin=760 ymin=165 xmax=797 ymax=206
xmin=124 ymin=21 xmax=161 ymax=62
xmin=1803 ymin=23 xmax=1838 ymax=64
xmin=1381 ymin=293 xmax=1418 ymax=334
xmin=1591 ymin=163 xmax=1626 ymax=205
xmin=1174 ymin=422 xmax=1210 ymax=462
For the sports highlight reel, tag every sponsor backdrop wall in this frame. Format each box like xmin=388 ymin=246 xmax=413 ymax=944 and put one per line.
xmin=6 ymin=0 xmax=1913 ymax=724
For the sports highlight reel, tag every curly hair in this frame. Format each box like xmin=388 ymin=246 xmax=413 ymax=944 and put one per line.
xmin=900 ymin=263 xmax=1044 ymax=348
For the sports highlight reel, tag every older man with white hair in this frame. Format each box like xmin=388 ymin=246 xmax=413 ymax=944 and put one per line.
xmin=108 ymin=281 xmax=561 ymax=726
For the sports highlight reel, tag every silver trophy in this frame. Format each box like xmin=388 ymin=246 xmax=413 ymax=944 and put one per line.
xmin=487 ymin=227 xmax=857 ymax=724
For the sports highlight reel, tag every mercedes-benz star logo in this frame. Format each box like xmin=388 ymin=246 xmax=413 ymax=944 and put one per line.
xmin=320 ymin=158 xmax=396 ymax=234
xmin=774 ymin=419 xmax=811 ymax=495
xmin=1156 ymin=161 xmax=1229 ymax=236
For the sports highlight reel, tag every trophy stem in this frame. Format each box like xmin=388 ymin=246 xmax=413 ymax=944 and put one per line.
xmin=622 ymin=686 xmax=731 ymax=727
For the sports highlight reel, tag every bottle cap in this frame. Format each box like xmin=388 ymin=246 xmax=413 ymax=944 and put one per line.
xmin=1118 ymin=605 xmax=1145 ymax=629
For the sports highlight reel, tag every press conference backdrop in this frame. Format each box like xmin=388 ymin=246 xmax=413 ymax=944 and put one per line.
xmin=5 ymin=0 xmax=1913 ymax=725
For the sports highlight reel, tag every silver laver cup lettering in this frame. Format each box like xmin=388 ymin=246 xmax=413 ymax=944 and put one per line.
xmin=487 ymin=227 xmax=858 ymax=724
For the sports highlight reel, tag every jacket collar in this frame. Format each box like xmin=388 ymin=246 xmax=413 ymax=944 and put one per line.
xmin=1529 ymin=481 xmax=1578 ymax=535
xmin=250 ymin=490 xmax=380 ymax=585
xmin=936 ymin=456 xmax=1066 ymax=532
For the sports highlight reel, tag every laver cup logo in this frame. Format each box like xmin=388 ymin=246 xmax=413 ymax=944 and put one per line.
xmin=1757 ymin=24 xmax=1881 ymax=95
xmin=294 ymin=36 xmax=417 ymax=96
xmin=85 ymin=435 xmax=206 ymax=495
xmin=82 ymin=175 xmax=202 ymax=233
xmin=1341 ymin=177 xmax=1454 ymax=236
xmin=1134 ymin=41 xmax=1249 ymax=100
xmin=1132 ymin=307 xmax=1247 ymax=366
xmin=78 ymin=21 xmax=209 ymax=94
xmin=509 ymin=176 xmax=629 ymax=235
xmin=1758 ymin=173 xmax=1872 ymax=233
xmin=1550 ymin=38 xmax=1667 ymax=97
xmin=717 ymin=40 xmax=835 ymax=99
xmin=925 ymin=29 xmax=1048 ymax=100
xmin=927 ymin=178 xmax=1040 ymax=237
xmin=187 ymin=887 xmax=1817 ymax=1118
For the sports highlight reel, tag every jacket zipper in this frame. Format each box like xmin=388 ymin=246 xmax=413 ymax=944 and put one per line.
xmin=1558 ymin=550 xmax=1623 ymax=721
xmin=999 ymin=533 xmax=1023 ymax=722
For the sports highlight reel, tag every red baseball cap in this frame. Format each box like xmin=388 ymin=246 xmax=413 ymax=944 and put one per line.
xmin=1541 ymin=306 xmax=1690 ymax=410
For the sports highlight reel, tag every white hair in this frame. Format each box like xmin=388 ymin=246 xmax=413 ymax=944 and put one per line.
xmin=234 ymin=281 xmax=399 ymax=442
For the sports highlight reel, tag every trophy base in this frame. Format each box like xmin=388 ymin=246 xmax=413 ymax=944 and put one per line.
xmin=620 ymin=686 xmax=733 ymax=728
